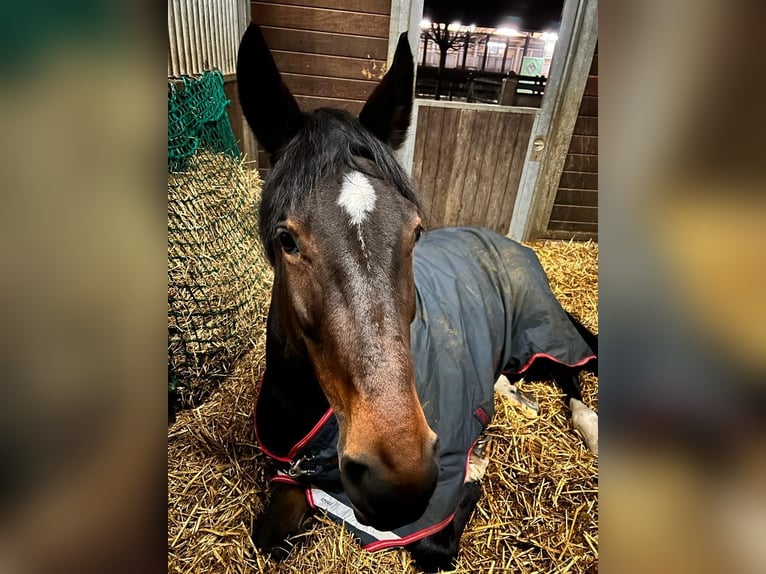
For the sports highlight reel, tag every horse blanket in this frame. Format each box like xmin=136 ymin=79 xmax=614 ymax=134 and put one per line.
xmin=257 ymin=227 xmax=595 ymax=551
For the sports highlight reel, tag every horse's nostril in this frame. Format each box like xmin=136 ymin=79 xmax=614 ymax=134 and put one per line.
xmin=431 ymin=436 xmax=441 ymax=458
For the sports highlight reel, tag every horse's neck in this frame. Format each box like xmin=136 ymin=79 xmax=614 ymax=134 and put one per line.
xmin=256 ymin=303 xmax=329 ymax=456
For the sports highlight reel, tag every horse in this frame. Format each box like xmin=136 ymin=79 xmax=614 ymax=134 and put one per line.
xmin=236 ymin=24 xmax=599 ymax=572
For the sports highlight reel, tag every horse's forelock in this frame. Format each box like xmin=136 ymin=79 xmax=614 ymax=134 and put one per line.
xmin=258 ymin=108 xmax=421 ymax=265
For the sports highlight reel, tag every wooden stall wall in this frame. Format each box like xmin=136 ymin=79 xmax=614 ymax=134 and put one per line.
xmin=544 ymin=46 xmax=598 ymax=240
xmin=248 ymin=0 xmax=391 ymax=173
xmin=412 ymin=102 xmax=535 ymax=234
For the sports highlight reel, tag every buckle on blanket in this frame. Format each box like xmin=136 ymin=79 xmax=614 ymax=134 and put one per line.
xmin=287 ymin=454 xmax=317 ymax=478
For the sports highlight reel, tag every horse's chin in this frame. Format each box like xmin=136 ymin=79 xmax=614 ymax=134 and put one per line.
xmin=350 ymin=502 xmax=418 ymax=532
xmin=351 ymin=505 xmax=371 ymax=527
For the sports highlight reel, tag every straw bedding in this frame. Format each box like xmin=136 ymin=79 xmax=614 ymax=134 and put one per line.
xmin=167 ymin=182 xmax=598 ymax=573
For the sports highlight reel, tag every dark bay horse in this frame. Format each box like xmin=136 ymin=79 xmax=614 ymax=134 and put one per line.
xmin=237 ymin=24 xmax=598 ymax=571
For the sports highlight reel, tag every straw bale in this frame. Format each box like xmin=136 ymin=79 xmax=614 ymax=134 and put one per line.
xmin=168 ymin=237 xmax=598 ymax=573
xmin=168 ymin=152 xmax=272 ymax=409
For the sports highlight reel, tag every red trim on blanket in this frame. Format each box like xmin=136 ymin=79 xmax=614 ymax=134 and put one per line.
xmin=364 ymin=512 xmax=456 ymax=552
xmin=287 ymin=408 xmax=335 ymax=459
xmin=306 ymin=486 xmax=316 ymax=508
xmin=512 ymin=352 xmax=597 ymax=376
xmin=253 ymin=374 xmax=335 ymax=463
xmin=270 ymin=475 xmax=301 ymax=486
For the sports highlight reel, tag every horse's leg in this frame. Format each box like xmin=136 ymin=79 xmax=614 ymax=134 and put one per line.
xmin=551 ymin=365 xmax=599 ymax=455
xmin=253 ymin=483 xmax=310 ymax=560
xmin=407 ymin=447 xmax=488 ymax=572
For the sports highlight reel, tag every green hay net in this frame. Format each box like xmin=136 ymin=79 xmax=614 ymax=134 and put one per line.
xmin=168 ymin=70 xmax=240 ymax=172
xmin=167 ymin=71 xmax=271 ymax=415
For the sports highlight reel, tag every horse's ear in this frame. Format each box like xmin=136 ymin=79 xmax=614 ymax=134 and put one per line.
xmin=359 ymin=32 xmax=414 ymax=150
xmin=236 ymin=23 xmax=303 ymax=158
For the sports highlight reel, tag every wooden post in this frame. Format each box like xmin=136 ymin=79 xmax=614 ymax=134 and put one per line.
xmin=422 ymin=34 xmax=428 ymax=66
xmin=388 ymin=0 xmax=424 ymax=175
xmin=501 ymin=40 xmax=510 ymax=73
xmin=508 ymin=0 xmax=598 ymax=240
xmin=481 ymin=37 xmax=489 ymax=71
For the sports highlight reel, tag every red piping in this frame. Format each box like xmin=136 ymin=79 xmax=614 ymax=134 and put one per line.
xmin=364 ymin=511 xmax=457 ymax=551
xmin=512 ymin=352 xmax=596 ymax=375
xmin=253 ymin=374 xmax=334 ymax=463
xmin=270 ymin=475 xmax=301 ymax=486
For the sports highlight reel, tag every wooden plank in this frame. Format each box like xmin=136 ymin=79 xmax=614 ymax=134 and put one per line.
xmin=497 ymin=113 xmax=534 ymax=232
xmin=568 ymin=135 xmax=598 ymax=155
xmin=411 ymin=105 xmax=429 ymax=190
xmin=579 ymin=95 xmax=598 ymax=117
xmin=563 ymin=153 xmax=598 ymax=173
xmin=260 ymin=0 xmax=390 ymax=15
xmin=282 ymin=73 xmax=377 ymax=100
xmin=252 ymin=3 xmax=389 ymax=38
xmin=470 ymin=109 xmax=508 ymax=225
xmin=547 ymin=220 xmax=598 ymax=233
xmin=573 ymin=116 xmax=598 ymax=136
xmin=559 ymin=171 xmax=598 ymax=190
xmin=418 ymin=107 xmax=445 ymax=227
xmin=293 ymin=94 xmax=364 ymax=114
xmin=584 ymin=74 xmax=598 ymax=96
xmin=449 ymin=109 xmax=489 ymax=227
xmin=555 ymin=188 xmax=598 ymax=207
xmin=430 ymin=107 xmax=461 ymax=227
xmin=261 ymin=27 xmax=388 ymax=59
xmin=550 ymin=205 xmax=598 ymax=223
xmin=271 ymin=51 xmax=387 ymax=81
xmin=484 ymin=113 xmax=520 ymax=232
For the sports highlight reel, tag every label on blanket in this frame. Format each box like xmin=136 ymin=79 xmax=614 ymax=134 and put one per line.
xmin=309 ymin=488 xmax=401 ymax=542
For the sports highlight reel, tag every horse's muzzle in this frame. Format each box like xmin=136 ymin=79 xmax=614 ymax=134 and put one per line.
xmin=340 ymin=436 xmax=440 ymax=531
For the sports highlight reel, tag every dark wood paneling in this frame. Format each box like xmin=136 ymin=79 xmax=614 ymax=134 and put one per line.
xmin=584 ymin=75 xmax=598 ymax=96
xmin=559 ymin=171 xmax=598 ymax=191
xmin=241 ymin=0 xmax=391 ymax=177
xmin=563 ymin=153 xmax=598 ymax=173
xmin=550 ymin=205 xmax=598 ymax=224
xmin=555 ymin=188 xmax=598 ymax=207
xmin=579 ymin=95 xmax=598 ymax=117
xmin=547 ymin=45 xmax=598 ymax=240
xmin=282 ymin=73 xmax=377 ymax=100
xmin=544 ymin=229 xmax=598 ymax=241
xmin=412 ymin=105 xmax=534 ymax=233
xmin=252 ymin=3 xmax=389 ymax=37
xmin=261 ymin=27 xmax=388 ymax=59
xmin=573 ymin=116 xmax=598 ymax=136
xmin=272 ymin=51 xmax=386 ymax=81
xmin=294 ymin=95 xmax=363 ymax=114
xmin=261 ymin=0 xmax=390 ymax=15
xmin=568 ymin=135 xmax=598 ymax=155
xmin=547 ymin=220 xmax=598 ymax=233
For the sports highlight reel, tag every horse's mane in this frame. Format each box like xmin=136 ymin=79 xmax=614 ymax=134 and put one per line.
xmin=259 ymin=108 xmax=422 ymax=265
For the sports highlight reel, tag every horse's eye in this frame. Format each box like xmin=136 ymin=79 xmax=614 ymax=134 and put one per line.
xmin=278 ymin=231 xmax=299 ymax=255
xmin=415 ymin=225 xmax=423 ymax=243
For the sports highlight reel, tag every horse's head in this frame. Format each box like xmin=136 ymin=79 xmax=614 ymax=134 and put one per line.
xmin=237 ymin=25 xmax=438 ymax=530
